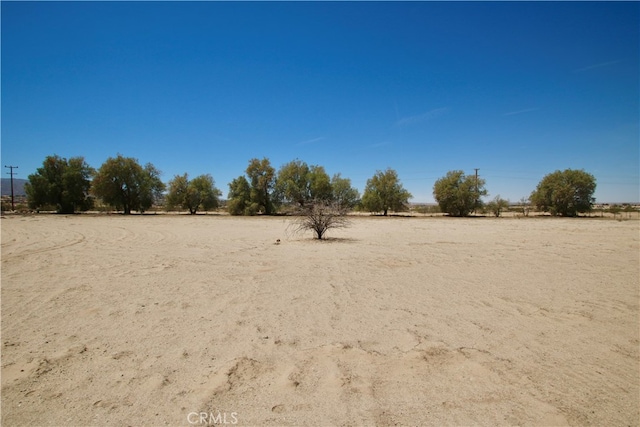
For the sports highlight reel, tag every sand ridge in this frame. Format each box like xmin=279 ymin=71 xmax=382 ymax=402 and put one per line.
xmin=1 ymin=214 xmax=638 ymax=426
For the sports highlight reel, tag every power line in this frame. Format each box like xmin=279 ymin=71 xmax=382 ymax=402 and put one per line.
xmin=474 ymin=168 xmax=480 ymax=214
xmin=4 ymin=165 xmax=19 ymax=211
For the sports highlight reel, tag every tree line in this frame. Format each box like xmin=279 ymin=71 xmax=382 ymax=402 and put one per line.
xmin=24 ymin=154 xmax=597 ymax=217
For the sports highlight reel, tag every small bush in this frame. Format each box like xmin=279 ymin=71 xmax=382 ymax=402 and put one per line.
xmin=290 ymin=200 xmax=351 ymax=240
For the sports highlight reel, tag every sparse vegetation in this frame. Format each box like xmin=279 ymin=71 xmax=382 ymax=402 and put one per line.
xmin=518 ymin=197 xmax=531 ymax=216
xmin=486 ymin=195 xmax=510 ymax=217
xmin=609 ymin=204 xmax=622 ymax=218
xmin=18 ymin=155 xmax=623 ymax=220
xmin=411 ymin=204 xmax=441 ymax=215
xmin=622 ymin=204 xmax=636 ymax=218
xmin=290 ymin=200 xmax=351 ymax=240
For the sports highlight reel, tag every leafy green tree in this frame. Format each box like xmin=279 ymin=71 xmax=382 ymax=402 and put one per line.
xmin=166 ymin=173 xmax=221 ymax=214
xmin=308 ymin=165 xmax=332 ymax=203
xmin=246 ymin=157 xmax=277 ymax=214
xmin=486 ymin=195 xmax=510 ymax=217
xmin=275 ymin=159 xmax=310 ymax=206
xmin=166 ymin=174 xmax=189 ymax=211
xmin=330 ymin=173 xmax=360 ymax=210
xmin=92 ymin=155 xmax=165 ymax=214
xmin=433 ymin=170 xmax=487 ymax=217
xmin=275 ymin=160 xmax=333 ymax=207
xmin=227 ymin=176 xmax=254 ymax=215
xmin=361 ymin=168 xmax=412 ymax=215
xmin=529 ymin=169 xmax=596 ymax=217
xmin=138 ymin=163 xmax=164 ymax=212
xmin=25 ymin=155 xmax=94 ymax=213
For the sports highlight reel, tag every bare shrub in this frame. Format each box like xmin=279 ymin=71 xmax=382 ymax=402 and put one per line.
xmin=289 ymin=200 xmax=351 ymax=240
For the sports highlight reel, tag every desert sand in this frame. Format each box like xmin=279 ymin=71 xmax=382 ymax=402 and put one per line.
xmin=1 ymin=214 xmax=638 ymax=426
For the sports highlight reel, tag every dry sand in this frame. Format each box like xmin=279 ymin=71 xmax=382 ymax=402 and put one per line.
xmin=1 ymin=214 xmax=638 ymax=426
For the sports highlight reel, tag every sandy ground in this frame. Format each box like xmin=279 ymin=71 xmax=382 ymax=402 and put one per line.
xmin=1 ymin=214 xmax=638 ymax=426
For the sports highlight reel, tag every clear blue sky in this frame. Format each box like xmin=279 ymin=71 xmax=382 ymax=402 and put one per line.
xmin=2 ymin=1 xmax=638 ymax=203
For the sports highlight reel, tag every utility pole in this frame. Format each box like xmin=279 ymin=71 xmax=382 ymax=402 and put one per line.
xmin=5 ymin=165 xmax=18 ymax=211
xmin=474 ymin=168 xmax=479 ymax=215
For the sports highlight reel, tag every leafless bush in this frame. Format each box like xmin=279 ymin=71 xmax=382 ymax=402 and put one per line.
xmin=289 ymin=200 xmax=351 ymax=240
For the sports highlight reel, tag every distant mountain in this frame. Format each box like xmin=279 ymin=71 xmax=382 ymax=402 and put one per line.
xmin=1 ymin=178 xmax=27 ymax=196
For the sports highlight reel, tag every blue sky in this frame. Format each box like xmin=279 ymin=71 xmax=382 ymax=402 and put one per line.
xmin=2 ymin=1 xmax=638 ymax=203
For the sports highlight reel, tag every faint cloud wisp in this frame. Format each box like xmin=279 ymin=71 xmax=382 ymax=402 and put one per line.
xmin=573 ymin=60 xmax=622 ymax=73
xmin=395 ymin=107 xmax=449 ymax=127
xmin=503 ymin=107 xmax=539 ymax=116
xmin=368 ymin=141 xmax=393 ymax=148
xmin=296 ymin=137 xmax=325 ymax=146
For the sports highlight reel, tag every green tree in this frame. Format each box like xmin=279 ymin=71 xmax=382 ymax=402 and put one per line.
xmin=361 ymin=168 xmax=412 ymax=216
xmin=330 ymin=173 xmax=360 ymax=210
xmin=529 ymin=169 xmax=596 ymax=217
xmin=275 ymin=160 xmax=332 ymax=207
xmin=138 ymin=163 xmax=164 ymax=212
xmin=227 ymin=176 xmax=254 ymax=215
xmin=275 ymin=159 xmax=310 ymax=206
xmin=486 ymin=195 xmax=510 ymax=217
xmin=25 ymin=155 xmax=94 ymax=213
xmin=246 ymin=157 xmax=277 ymax=214
xmin=308 ymin=165 xmax=332 ymax=203
xmin=433 ymin=170 xmax=487 ymax=217
xmin=92 ymin=155 xmax=166 ymax=214
xmin=166 ymin=173 xmax=221 ymax=214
